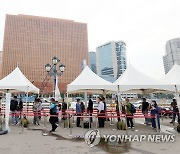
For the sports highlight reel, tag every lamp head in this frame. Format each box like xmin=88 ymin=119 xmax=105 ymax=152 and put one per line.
xmin=45 ymin=63 xmax=51 ymax=72
xmin=59 ymin=64 xmax=65 ymax=72
xmin=52 ymin=56 xmax=60 ymax=65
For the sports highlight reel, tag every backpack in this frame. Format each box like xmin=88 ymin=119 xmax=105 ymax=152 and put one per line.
xmin=117 ymin=120 xmax=126 ymax=130
xmin=50 ymin=104 xmax=57 ymax=114
xmin=177 ymin=124 xmax=180 ymax=133
xmin=130 ymin=103 xmax=136 ymax=113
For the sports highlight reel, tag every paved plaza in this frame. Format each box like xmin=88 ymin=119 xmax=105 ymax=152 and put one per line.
xmin=0 ymin=116 xmax=179 ymax=154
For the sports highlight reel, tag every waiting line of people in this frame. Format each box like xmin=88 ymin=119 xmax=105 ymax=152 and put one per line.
xmin=7 ymin=96 xmax=180 ymax=133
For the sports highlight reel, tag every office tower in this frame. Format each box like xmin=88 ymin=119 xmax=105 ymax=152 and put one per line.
xmin=1 ymin=14 xmax=89 ymax=93
xmin=163 ymin=38 xmax=180 ymax=74
xmin=89 ymin=51 xmax=97 ymax=73
xmin=96 ymin=41 xmax=127 ymax=82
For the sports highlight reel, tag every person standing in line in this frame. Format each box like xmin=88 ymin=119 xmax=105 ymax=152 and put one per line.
xmin=37 ymin=98 xmax=42 ymax=121
xmin=80 ymin=102 xmax=85 ymax=121
xmin=125 ymin=98 xmax=134 ymax=128
xmin=170 ymin=99 xmax=180 ymax=124
xmin=150 ymin=100 xmax=160 ymax=129
xmin=97 ymin=96 xmax=105 ymax=128
xmin=142 ymin=98 xmax=151 ymax=125
xmin=49 ymin=98 xmax=58 ymax=132
xmin=62 ymin=99 xmax=67 ymax=120
xmin=76 ymin=99 xmax=82 ymax=127
xmin=18 ymin=98 xmax=23 ymax=120
xmin=10 ymin=96 xmax=19 ymax=125
xmin=33 ymin=99 xmax=40 ymax=125
xmin=87 ymin=99 xmax=93 ymax=122
xmin=76 ymin=98 xmax=82 ymax=127
xmin=115 ymin=100 xmax=120 ymax=122
xmin=102 ymin=97 xmax=109 ymax=121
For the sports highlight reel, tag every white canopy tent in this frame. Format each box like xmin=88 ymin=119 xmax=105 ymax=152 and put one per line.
xmin=0 ymin=67 xmax=39 ymax=131
xmin=67 ymin=66 xmax=117 ymax=110
xmin=160 ymin=64 xmax=180 ymax=107
xmin=161 ymin=64 xmax=180 ymax=93
xmin=67 ymin=66 xmax=117 ymax=94
xmin=113 ymin=64 xmax=174 ymax=116
xmin=0 ymin=67 xmax=39 ymax=93
xmin=113 ymin=64 xmax=173 ymax=95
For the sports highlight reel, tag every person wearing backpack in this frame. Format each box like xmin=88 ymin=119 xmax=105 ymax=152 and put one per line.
xmin=49 ymin=98 xmax=58 ymax=132
xmin=125 ymin=98 xmax=134 ymax=128
xmin=10 ymin=96 xmax=19 ymax=125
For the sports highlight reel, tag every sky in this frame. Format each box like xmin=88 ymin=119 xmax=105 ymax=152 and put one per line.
xmin=0 ymin=0 xmax=180 ymax=79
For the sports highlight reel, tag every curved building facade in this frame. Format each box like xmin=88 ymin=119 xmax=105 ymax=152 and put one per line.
xmin=163 ymin=38 xmax=180 ymax=74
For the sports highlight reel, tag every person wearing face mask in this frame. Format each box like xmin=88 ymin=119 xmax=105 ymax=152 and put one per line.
xmin=10 ymin=96 xmax=19 ymax=125
xmin=125 ymin=98 xmax=134 ymax=128
xmin=170 ymin=99 xmax=180 ymax=124
xmin=150 ymin=100 xmax=160 ymax=129
xmin=97 ymin=96 xmax=105 ymax=128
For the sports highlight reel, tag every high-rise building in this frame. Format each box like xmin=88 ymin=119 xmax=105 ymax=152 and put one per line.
xmin=89 ymin=51 xmax=97 ymax=73
xmin=163 ymin=38 xmax=180 ymax=74
xmin=0 ymin=51 xmax=2 ymax=64
xmin=96 ymin=41 xmax=127 ymax=82
xmin=1 ymin=14 xmax=89 ymax=93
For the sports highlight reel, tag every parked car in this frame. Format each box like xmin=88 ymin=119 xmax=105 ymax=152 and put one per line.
xmin=132 ymin=100 xmax=142 ymax=109
xmin=159 ymin=107 xmax=173 ymax=117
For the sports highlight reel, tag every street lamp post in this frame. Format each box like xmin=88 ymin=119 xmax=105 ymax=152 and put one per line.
xmin=45 ymin=56 xmax=65 ymax=97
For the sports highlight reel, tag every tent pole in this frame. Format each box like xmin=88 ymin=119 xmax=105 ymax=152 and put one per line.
xmin=26 ymin=88 xmax=29 ymax=117
xmin=174 ymin=85 xmax=179 ymax=108
xmin=117 ymin=85 xmax=122 ymax=113
xmin=84 ymin=92 xmax=88 ymax=109
xmin=5 ymin=90 xmax=11 ymax=131
xmin=67 ymin=92 xmax=72 ymax=136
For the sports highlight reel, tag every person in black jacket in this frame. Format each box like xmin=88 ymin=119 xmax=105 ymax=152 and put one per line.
xmin=170 ymin=99 xmax=180 ymax=124
xmin=142 ymin=98 xmax=151 ymax=125
xmin=87 ymin=99 xmax=93 ymax=122
xmin=49 ymin=98 xmax=58 ymax=132
xmin=116 ymin=100 xmax=120 ymax=122
xmin=62 ymin=99 xmax=67 ymax=120
xmin=10 ymin=96 xmax=19 ymax=125
xmin=18 ymin=98 xmax=23 ymax=120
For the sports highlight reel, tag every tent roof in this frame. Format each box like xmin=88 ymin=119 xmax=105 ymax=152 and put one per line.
xmin=0 ymin=67 xmax=39 ymax=93
xmin=161 ymin=64 xmax=180 ymax=92
xmin=161 ymin=64 xmax=180 ymax=85
xmin=113 ymin=64 xmax=172 ymax=94
xmin=67 ymin=66 xmax=117 ymax=94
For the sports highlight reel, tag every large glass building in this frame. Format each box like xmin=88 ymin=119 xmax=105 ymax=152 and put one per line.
xmin=163 ymin=38 xmax=180 ymax=74
xmin=89 ymin=51 xmax=97 ymax=73
xmin=96 ymin=41 xmax=127 ymax=82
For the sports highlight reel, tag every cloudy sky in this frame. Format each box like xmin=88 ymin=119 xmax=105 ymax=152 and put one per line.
xmin=0 ymin=0 xmax=180 ymax=79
